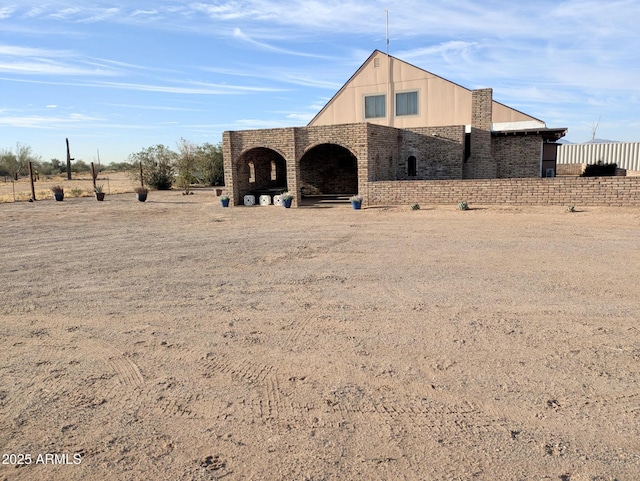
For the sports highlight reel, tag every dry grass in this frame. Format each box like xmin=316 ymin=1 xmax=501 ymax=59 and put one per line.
xmin=0 ymin=171 xmax=138 ymax=202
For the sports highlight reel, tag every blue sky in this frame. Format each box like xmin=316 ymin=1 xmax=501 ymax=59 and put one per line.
xmin=1 ymin=0 xmax=639 ymax=165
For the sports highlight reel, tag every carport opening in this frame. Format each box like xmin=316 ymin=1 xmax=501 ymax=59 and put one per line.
xmin=299 ymin=144 xmax=358 ymax=198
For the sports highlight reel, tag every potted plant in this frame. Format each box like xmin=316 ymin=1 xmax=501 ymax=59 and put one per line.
xmin=94 ymin=184 xmax=105 ymax=201
xmin=350 ymin=195 xmax=363 ymax=210
xmin=51 ymin=185 xmax=64 ymax=201
xmin=135 ymin=186 xmax=148 ymax=202
xmin=220 ymin=195 xmax=230 ymax=207
xmin=280 ymin=191 xmax=294 ymax=208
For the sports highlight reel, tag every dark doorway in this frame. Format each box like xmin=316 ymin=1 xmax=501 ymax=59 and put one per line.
xmin=408 ymin=156 xmax=417 ymax=177
xmin=299 ymin=144 xmax=358 ymax=196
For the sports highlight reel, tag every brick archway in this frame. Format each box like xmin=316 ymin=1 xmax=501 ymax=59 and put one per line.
xmin=299 ymin=143 xmax=358 ymax=196
xmin=236 ymin=147 xmax=287 ymax=203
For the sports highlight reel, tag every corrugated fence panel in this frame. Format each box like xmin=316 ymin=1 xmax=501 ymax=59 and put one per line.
xmin=557 ymin=142 xmax=640 ymax=171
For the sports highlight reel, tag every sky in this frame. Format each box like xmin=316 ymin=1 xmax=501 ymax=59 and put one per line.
xmin=1 ymin=0 xmax=640 ymax=165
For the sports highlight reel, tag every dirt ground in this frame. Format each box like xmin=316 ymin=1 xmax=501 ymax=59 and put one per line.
xmin=1 ymin=192 xmax=639 ymax=481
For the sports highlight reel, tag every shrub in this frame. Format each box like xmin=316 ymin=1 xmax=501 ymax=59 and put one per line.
xmin=410 ymin=203 xmax=420 ymax=210
xmin=582 ymin=161 xmax=617 ymax=177
xmin=128 ymin=145 xmax=177 ymax=190
xmin=458 ymin=201 xmax=469 ymax=211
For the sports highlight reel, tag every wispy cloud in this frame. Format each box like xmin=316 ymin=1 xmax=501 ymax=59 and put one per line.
xmin=131 ymin=9 xmax=158 ymax=17
xmin=0 ymin=6 xmax=15 ymax=19
xmin=0 ymin=44 xmax=120 ymax=77
xmin=49 ymin=7 xmax=82 ymax=20
xmin=0 ymin=112 xmax=102 ymax=129
xmin=78 ymin=8 xmax=120 ymax=23
xmin=104 ymin=103 xmax=203 ymax=112
xmin=231 ymin=28 xmax=333 ymax=59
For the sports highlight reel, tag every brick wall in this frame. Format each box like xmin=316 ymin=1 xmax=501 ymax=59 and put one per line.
xmin=556 ymin=163 xmax=586 ymax=176
xmin=398 ymin=126 xmax=465 ymax=180
xmin=492 ymin=136 xmax=541 ymax=178
xmin=366 ymin=177 xmax=640 ymax=207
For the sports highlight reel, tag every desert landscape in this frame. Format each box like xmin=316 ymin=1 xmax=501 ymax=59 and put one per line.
xmin=1 ymin=191 xmax=639 ymax=480
xmin=0 ymin=172 xmax=137 ymax=203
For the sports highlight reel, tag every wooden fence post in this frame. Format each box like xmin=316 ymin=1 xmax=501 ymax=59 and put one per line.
xmin=28 ymin=161 xmax=36 ymax=201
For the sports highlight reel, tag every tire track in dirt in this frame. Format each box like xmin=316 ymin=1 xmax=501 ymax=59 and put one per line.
xmin=0 ymin=330 xmax=147 ymax=450
xmin=199 ymin=353 xmax=275 ymax=384
xmin=280 ymin=314 xmax=315 ymax=351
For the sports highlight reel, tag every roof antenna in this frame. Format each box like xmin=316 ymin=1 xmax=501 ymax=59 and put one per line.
xmin=385 ymin=9 xmax=389 ymax=55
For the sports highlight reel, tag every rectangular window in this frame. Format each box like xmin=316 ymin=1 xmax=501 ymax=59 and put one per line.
xmin=365 ymin=94 xmax=386 ymax=119
xmin=396 ymin=91 xmax=418 ymax=116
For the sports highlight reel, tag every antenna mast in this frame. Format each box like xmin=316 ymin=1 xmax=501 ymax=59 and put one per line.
xmin=385 ymin=9 xmax=389 ymax=55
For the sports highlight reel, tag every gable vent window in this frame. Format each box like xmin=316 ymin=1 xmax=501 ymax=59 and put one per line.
xmin=374 ymin=57 xmax=380 ymax=68
xmin=408 ymin=156 xmax=417 ymax=177
xmin=396 ymin=91 xmax=418 ymax=116
xmin=365 ymin=94 xmax=386 ymax=119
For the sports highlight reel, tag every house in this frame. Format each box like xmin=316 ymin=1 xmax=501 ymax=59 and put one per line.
xmin=222 ymin=50 xmax=567 ymax=206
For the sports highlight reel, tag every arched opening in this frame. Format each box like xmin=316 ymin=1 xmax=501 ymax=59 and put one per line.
xmin=299 ymin=144 xmax=358 ymax=198
xmin=236 ymin=147 xmax=287 ymax=203
xmin=408 ymin=155 xmax=417 ymax=177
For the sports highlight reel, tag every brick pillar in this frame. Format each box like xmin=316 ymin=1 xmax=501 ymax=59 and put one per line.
xmin=222 ymin=131 xmax=236 ymax=206
xmin=465 ymin=88 xmax=496 ymax=179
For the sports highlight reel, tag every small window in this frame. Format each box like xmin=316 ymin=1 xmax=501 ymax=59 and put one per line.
xmin=408 ymin=156 xmax=417 ymax=177
xmin=374 ymin=57 xmax=380 ymax=68
xmin=248 ymin=161 xmax=255 ymax=183
xmin=396 ymin=91 xmax=418 ymax=116
xmin=365 ymin=94 xmax=386 ymax=119
xmin=270 ymin=160 xmax=277 ymax=181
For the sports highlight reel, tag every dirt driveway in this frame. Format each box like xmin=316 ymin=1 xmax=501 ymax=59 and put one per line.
xmin=1 ymin=192 xmax=639 ymax=480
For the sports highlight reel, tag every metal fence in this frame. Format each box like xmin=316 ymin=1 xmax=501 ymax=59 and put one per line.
xmin=557 ymin=142 xmax=640 ymax=171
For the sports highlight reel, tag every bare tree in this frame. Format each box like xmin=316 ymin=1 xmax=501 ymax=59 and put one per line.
xmin=591 ymin=115 xmax=601 ymax=143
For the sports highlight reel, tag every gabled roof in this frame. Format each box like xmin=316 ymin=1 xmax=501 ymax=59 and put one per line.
xmin=307 ymin=50 xmax=383 ymax=126
xmin=308 ymin=49 xmax=544 ymax=127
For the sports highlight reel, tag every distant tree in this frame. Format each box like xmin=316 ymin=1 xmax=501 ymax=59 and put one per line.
xmin=196 ymin=142 xmax=224 ymax=186
xmin=0 ymin=149 xmax=16 ymax=178
xmin=128 ymin=144 xmax=177 ymax=190
xmin=176 ymin=138 xmax=198 ymax=194
xmin=591 ymin=115 xmax=601 ymax=143
xmin=71 ymin=159 xmax=90 ymax=173
xmin=107 ymin=161 xmax=133 ymax=172
xmin=0 ymin=143 xmax=41 ymax=180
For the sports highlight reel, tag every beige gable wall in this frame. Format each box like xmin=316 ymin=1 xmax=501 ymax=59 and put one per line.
xmin=309 ymin=51 xmax=540 ymax=128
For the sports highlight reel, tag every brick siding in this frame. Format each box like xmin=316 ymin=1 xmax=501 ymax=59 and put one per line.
xmin=366 ymin=177 xmax=640 ymax=207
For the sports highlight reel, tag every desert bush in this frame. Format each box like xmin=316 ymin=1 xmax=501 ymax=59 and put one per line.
xmin=71 ymin=160 xmax=90 ymax=173
xmin=108 ymin=161 xmax=134 ymax=172
xmin=411 ymin=203 xmax=420 ymax=210
xmin=128 ymin=145 xmax=177 ymax=190
xmin=196 ymin=142 xmax=224 ymax=186
xmin=458 ymin=201 xmax=469 ymax=211
xmin=582 ymin=161 xmax=617 ymax=177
